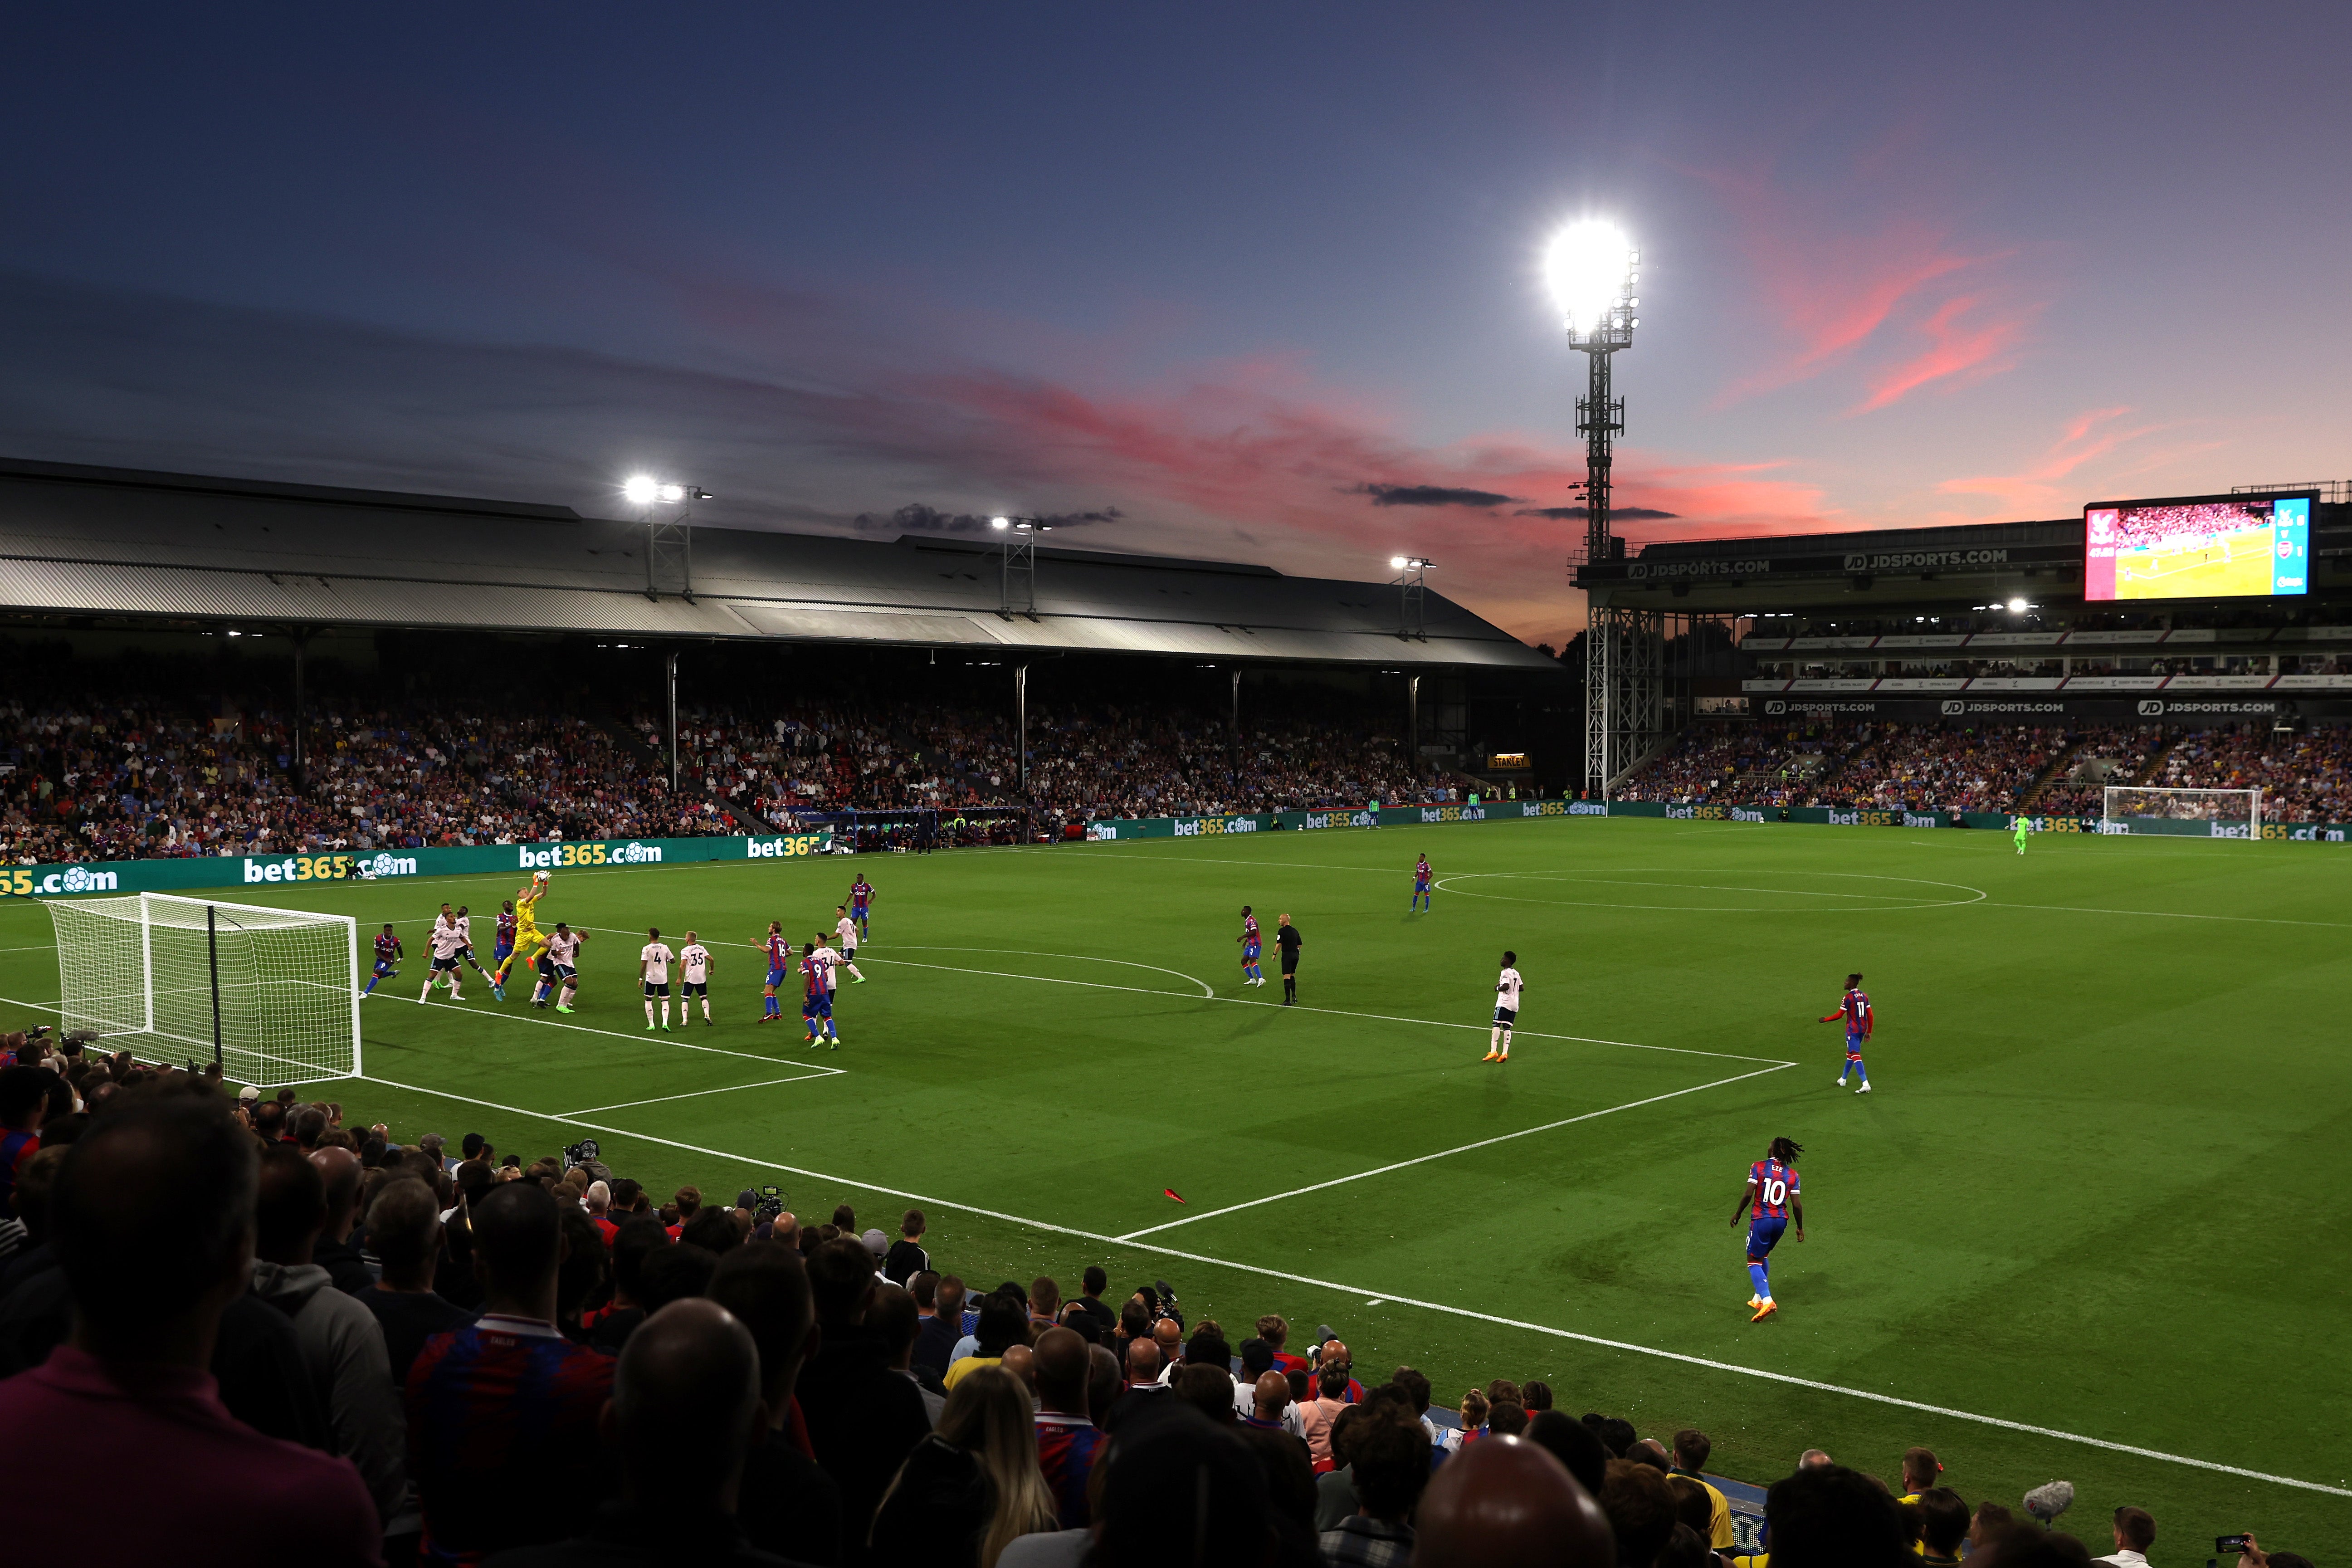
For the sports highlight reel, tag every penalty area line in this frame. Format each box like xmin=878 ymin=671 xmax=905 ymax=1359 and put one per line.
xmin=557 ymin=1070 xmax=843 ymax=1117
xmin=1114 ymin=1062 xmax=1795 ymax=1240
xmin=342 ymin=1071 xmax=2352 ymax=1502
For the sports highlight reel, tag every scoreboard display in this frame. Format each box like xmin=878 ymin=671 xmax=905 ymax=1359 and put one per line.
xmin=2084 ymin=492 xmax=2313 ymax=601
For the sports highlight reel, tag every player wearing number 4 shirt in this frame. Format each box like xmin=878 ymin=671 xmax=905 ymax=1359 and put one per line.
xmin=1482 ymin=953 xmax=1523 ymax=1062
xmin=1820 ymin=973 xmax=1873 ymax=1094
xmin=1729 ymin=1137 xmax=1805 ymax=1322
xmin=640 ymin=928 xmax=676 ymax=1032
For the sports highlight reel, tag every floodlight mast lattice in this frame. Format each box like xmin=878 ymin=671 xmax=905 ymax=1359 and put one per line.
xmin=626 ymin=476 xmax=712 ymax=604
xmin=1391 ymin=556 xmax=1434 ymax=641
xmin=991 ymin=515 xmax=1053 ymax=621
xmin=1544 ymin=222 xmax=1648 ymax=797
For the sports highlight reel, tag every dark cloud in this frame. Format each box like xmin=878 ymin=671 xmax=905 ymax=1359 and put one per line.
xmin=853 ymin=502 xmax=1122 ymax=536
xmin=1514 ymin=504 xmax=1680 ymax=520
xmin=1355 ymin=482 xmax=1519 ymax=509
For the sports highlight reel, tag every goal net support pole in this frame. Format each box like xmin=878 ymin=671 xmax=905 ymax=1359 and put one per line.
xmin=2099 ymin=785 xmax=2263 ymax=839
xmin=46 ymin=894 xmax=362 ymax=1084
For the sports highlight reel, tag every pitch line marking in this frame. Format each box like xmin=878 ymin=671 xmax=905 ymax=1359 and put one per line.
xmin=1982 ymin=900 xmax=2352 ymax=930
xmin=561 ymin=929 xmax=1221 ymax=1001
xmin=342 ymin=1071 xmax=2352 ymax=1503
xmin=852 ymin=957 xmax=1791 ymax=1065
xmin=372 ymin=993 xmax=844 ymax=1071
xmin=557 ymin=1071 xmax=842 ymax=1117
xmin=1113 ymin=1063 xmax=1794 ymax=1240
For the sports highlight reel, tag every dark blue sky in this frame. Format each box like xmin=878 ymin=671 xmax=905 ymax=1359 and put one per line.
xmin=5 ymin=4 xmax=2346 ymax=639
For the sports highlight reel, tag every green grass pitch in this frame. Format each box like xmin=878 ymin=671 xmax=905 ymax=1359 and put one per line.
xmin=5 ymin=816 xmax=2349 ymax=1549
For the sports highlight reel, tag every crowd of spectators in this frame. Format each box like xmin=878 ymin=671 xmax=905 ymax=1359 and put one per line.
xmin=1819 ymin=724 xmax=2064 ymax=815
xmin=631 ymin=692 xmax=1444 ymax=830
xmin=2031 ymin=727 xmax=2171 ymax=817
xmin=1625 ymin=717 xmax=2352 ymax=822
xmin=2143 ymin=723 xmax=2352 ymax=821
xmin=2 ymin=668 xmax=1470 ymax=866
xmin=0 ymin=1047 xmax=2312 ymax=1568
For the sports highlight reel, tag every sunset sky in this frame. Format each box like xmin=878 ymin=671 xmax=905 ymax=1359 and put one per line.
xmin=3 ymin=5 xmax=2347 ymax=645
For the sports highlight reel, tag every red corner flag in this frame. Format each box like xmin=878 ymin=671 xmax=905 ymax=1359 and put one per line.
xmin=1162 ymin=1188 xmax=1186 ymax=1204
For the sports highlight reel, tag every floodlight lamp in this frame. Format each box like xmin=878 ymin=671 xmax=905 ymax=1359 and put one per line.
xmin=657 ymin=482 xmax=685 ymax=503
xmin=991 ymin=516 xmax=1010 ymax=530
xmin=1543 ymin=220 xmax=1635 ymax=334
xmin=1391 ymin=555 xmax=1409 ymax=569
xmin=623 ymin=475 xmax=659 ymax=505
xmin=2007 ymin=596 xmax=2029 ymax=613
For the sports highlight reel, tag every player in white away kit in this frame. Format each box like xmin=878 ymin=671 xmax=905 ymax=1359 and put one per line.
xmin=679 ymin=931 xmax=715 ymax=1025
xmin=1482 ymin=951 xmax=1523 ymax=1063
xmin=832 ymin=906 xmax=868 ymax=984
xmin=544 ymin=923 xmax=587 ymax=1013
xmin=420 ymin=911 xmax=468 ymax=1003
xmin=810 ymin=932 xmax=844 ymax=1042
xmin=640 ymin=927 xmax=677 ymax=1031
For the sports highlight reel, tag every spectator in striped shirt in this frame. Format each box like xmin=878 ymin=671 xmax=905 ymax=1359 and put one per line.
xmin=1032 ymin=1327 xmax=1106 ymax=1528
xmin=405 ymin=1182 xmax=614 ymax=1566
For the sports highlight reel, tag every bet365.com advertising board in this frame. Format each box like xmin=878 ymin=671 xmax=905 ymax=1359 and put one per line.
xmin=0 ymin=831 xmax=832 ymax=901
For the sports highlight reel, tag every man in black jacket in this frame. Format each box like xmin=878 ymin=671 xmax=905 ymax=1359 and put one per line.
xmin=794 ymin=1236 xmax=931 ymax=1560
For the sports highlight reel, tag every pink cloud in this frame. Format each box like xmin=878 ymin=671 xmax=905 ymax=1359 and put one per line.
xmin=1936 ymin=406 xmax=2172 ymax=515
xmin=1676 ymin=156 xmax=2039 ymax=415
xmin=1853 ymin=293 xmax=2035 ymax=412
xmin=792 ymin=358 xmax=1833 ymax=641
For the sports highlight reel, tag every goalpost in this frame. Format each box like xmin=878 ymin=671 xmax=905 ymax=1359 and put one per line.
xmin=2100 ymin=785 xmax=2262 ymax=839
xmin=44 ymin=894 xmax=362 ymax=1084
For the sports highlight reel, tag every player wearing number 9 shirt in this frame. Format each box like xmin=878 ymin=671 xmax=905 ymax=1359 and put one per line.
xmin=1729 ymin=1136 xmax=1804 ymax=1323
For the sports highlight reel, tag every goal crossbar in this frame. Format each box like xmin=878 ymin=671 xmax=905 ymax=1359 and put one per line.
xmin=45 ymin=893 xmax=361 ymax=1083
xmin=2100 ymin=785 xmax=2262 ymax=840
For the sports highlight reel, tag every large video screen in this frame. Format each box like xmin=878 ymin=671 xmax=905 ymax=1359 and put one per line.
xmin=2084 ymin=493 xmax=2311 ymax=601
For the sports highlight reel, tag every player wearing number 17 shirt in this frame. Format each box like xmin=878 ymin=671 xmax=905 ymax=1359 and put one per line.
xmin=1729 ymin=1137 xmax=1805 ymax=1322
xmin=1820 ymin=973 xmax=1873 ymax=1094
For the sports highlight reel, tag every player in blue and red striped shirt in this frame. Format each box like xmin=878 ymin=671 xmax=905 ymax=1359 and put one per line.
xmin=1729 ymin=1136 xmax=1804 ymax=1322
xmin=361 ymin=925 xmax=402 ymax=996
xmin=1237 ymin=906 xmax=1264 ymax=987
xmin=406 ymin=1296 xmax=613 ymax=1563
xmin=760 ymin=921 xmax=791 ymax=1022
xmin=1820 ymin=972 xmax=1873 ymax=1094
xmin=1410 ymin=854 xmax=1432 ymax=912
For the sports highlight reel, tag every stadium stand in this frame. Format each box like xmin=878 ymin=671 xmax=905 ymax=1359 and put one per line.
xmin=0 ymin=1062 xmax=2320 ymax=1568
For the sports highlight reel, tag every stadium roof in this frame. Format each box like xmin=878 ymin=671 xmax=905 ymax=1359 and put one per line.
xmin=0 ymin=458 xmax=1556 ymax=670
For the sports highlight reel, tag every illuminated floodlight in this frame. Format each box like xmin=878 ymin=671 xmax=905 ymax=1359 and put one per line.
xmin=623 ymin=475 xmax=659 ymax=505
xmin=991 ymin=516 xmax=1010 ymax=530
xmin=1543 ymin=220 xmax=1635 ymax=335
xmin=1390 ymin=555 xmax=1408 ymax=569
xmin=658 ymin=482 xmax=685 ymax=503
xmin=2007 ymin=596 xmax=2030 ymax=613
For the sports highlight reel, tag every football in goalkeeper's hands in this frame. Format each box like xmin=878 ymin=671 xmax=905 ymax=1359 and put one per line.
xmin=534 ymin=870 xmax=550 ymax=885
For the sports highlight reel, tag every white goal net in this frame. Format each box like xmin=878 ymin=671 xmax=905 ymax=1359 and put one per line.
xmin=44 ymin=894 xmax=361 ymax=1083
xmin=2100 ymin=785 xmax=2262 ymax=839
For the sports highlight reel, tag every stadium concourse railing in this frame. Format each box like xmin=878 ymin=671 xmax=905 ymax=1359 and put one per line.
xmin=9 ymin=796 xmax=2348 ymax=904
xmin=0 ymin=830 xmax=833 ymax=902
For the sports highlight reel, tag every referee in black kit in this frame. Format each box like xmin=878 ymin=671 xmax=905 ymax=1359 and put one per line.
xmin=1275 ymin=913 xmax=1303 ymax=1005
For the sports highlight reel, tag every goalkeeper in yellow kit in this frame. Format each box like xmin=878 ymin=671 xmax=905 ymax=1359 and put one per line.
xmin=495 ymin=871 xmax=552 ymax=991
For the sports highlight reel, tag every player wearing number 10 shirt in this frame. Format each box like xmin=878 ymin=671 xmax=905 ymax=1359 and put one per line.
xmin=1729 ymin=1136 xmax=1804 ymax=1323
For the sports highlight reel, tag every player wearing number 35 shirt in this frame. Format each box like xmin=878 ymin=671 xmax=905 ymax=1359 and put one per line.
xmin=1482 ymin=952 xmax=1523 ymax=1063
xmin=1730 ymin=1137 xmax=1805 ymax=1323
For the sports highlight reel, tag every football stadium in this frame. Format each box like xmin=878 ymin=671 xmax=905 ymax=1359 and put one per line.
xmin=6 ymin=16 xmax=2352 ymax=1568
xmin=5 ymin=454 xmax=2352 ymax=1566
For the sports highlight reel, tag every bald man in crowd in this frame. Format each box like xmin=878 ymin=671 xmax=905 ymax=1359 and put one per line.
xmin=484 ymin=1298 xmax=775 ymax=1566
xmin=1414 ymin=1436 xmax=1616 ymax=1568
